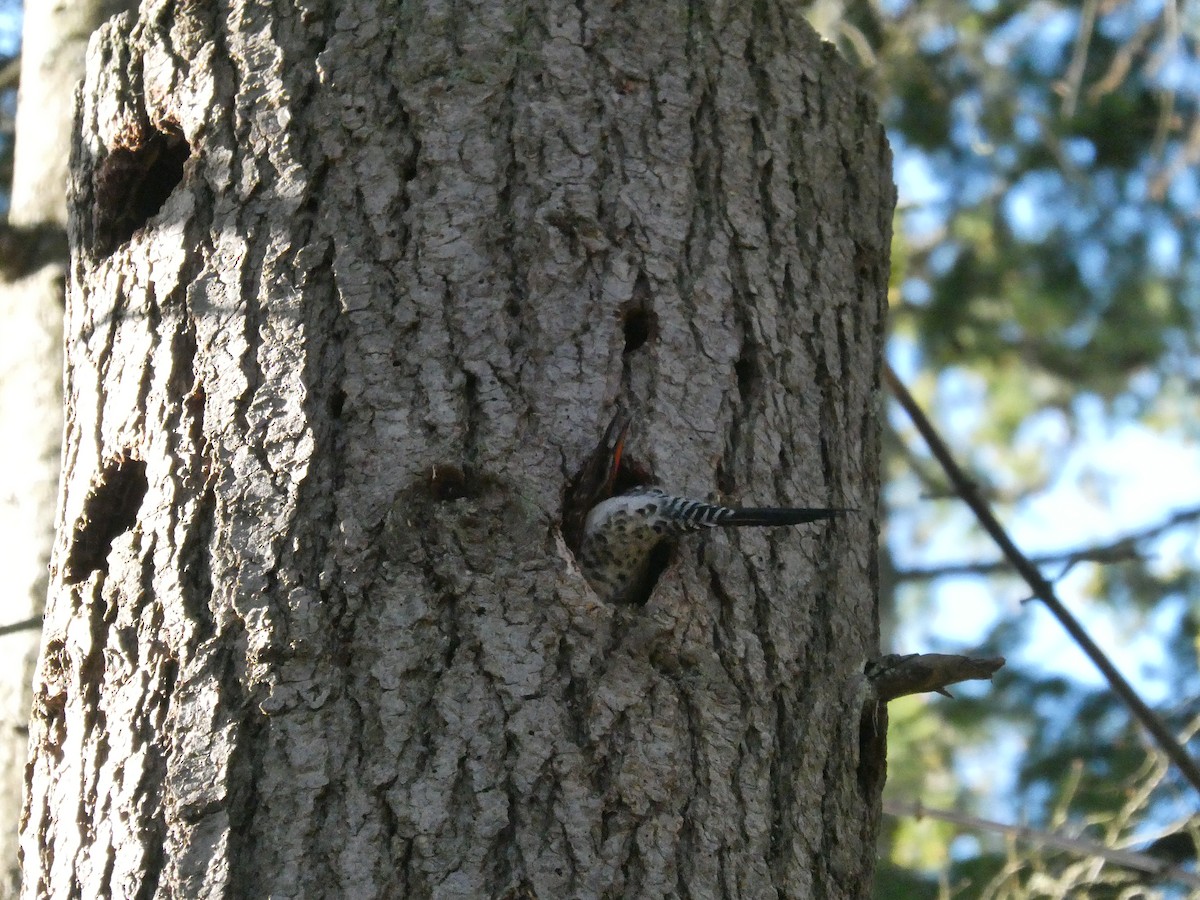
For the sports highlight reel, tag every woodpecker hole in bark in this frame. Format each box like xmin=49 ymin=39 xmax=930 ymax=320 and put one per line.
xmin=734 ymin=354 xmax=760 ymax=403
xmin=622 ymin=306 xmax=656 ymax=354
xmin=715 ymin=461 xmax=736 ymax=496
xmin=64 ymin=453 xmax=149 ymax=584
xmin=635 ymin=541 xmax=675 ymax=606
xmin=328 ymin=387 xmax=346 ymax=420
xmin=92 ymin=126 xmax=191 ymax=257
xmin=623 ymin=269 xmax=658 ymax=353
xmin=428 ymin=465 xmax=473 ymax=502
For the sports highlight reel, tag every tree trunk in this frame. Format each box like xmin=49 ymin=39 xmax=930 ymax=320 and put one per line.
xmin=22 ymin=1 xmax=892 ymax=897
xmin=0 ymin=2 xmax=134 ymax=896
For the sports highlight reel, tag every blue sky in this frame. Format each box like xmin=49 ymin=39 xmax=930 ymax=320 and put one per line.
xmin=888 ymin=332 xmax=1200 ymax=702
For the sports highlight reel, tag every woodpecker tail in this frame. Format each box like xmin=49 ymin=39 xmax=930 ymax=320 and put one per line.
xmin=642 ymin=489 xmax=851 ymax=532
xmin=716 ymin=506 xmax=850 ymax=527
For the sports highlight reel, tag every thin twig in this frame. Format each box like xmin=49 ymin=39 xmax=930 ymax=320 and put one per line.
xmin=0 ymin=615 xmax=42 ymax=638
xmin=884 ymin=363 xmax=1200 ymax=798
xmin=1088 ymin=18 xmax=1154 ymax=101
xmin=0 ymin=56 xmax=18 ymax=93
xmin=884 ymin=800 xmax=1200 ymax=889
xmin=893 ymin=503 xmax=1200 ymax=582
xmin=1057 ymin=0 xmax=1098 ymax=118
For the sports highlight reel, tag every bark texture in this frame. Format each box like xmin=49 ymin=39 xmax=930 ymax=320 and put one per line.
xmin=23 ymin=1 xmax=892 ymax=897
xmin=0 ymin=2 xmax=134 ymax=896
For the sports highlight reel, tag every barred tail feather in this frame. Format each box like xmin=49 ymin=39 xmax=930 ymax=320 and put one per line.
xmin=656 ymin=492 xmax=850 ymax=531
xmin=718 ymin=506 xmax=850 ymax=527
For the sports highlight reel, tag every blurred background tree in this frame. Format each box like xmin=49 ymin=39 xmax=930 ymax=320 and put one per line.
xmin=0 ymin=2 xmax=135 ymax=896
xmin=0 ymin=0 xmax=1197 ymax=896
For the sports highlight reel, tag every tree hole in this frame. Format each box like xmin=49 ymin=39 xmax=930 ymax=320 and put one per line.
xmin=328 ymin=387 xmax=346 ymax=420
xmin=64 ymin=453 xmax=149 ymax=584
xmin=622 ymin=270 xmax=658 ymax=354
xmin=734 ymin=353 xmax=760 ymax=403
xmin=92 ymin=127 xmax=191 ymax=257
xmin=715 ymin=461 xmax=735 ymax=496
xmin=623 ymin=306 xmax=656 ymax=354
xmin=428 ymin=465 xmax=472 ymax=502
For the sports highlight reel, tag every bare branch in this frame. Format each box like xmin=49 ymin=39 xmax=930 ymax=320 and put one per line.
xmin=1056 ymin=0 xmax=1098 ymax=118
xmin=884 ymin=363 xmax=1200 ymax=798
xmin=1088 ymin=18 xmax=1155 ymax=101
xmin=884 ymin=799 xmax=1200 ymax=890
xmin=0 ymin=55 xmax=18 ymax=93
xmin=0 ymin=615 xmax=42 ymax=638
xmin=0 ymin=220 xmax=69 ymax=279
xmin=893 ymin=503 xmax=1200 ymax=582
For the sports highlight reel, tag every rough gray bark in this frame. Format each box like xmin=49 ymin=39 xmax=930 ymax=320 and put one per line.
xmin=0 ymin=2 xmax=134 ymax=896
xmin=22 ymin=1 xmax=892 ymax=897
